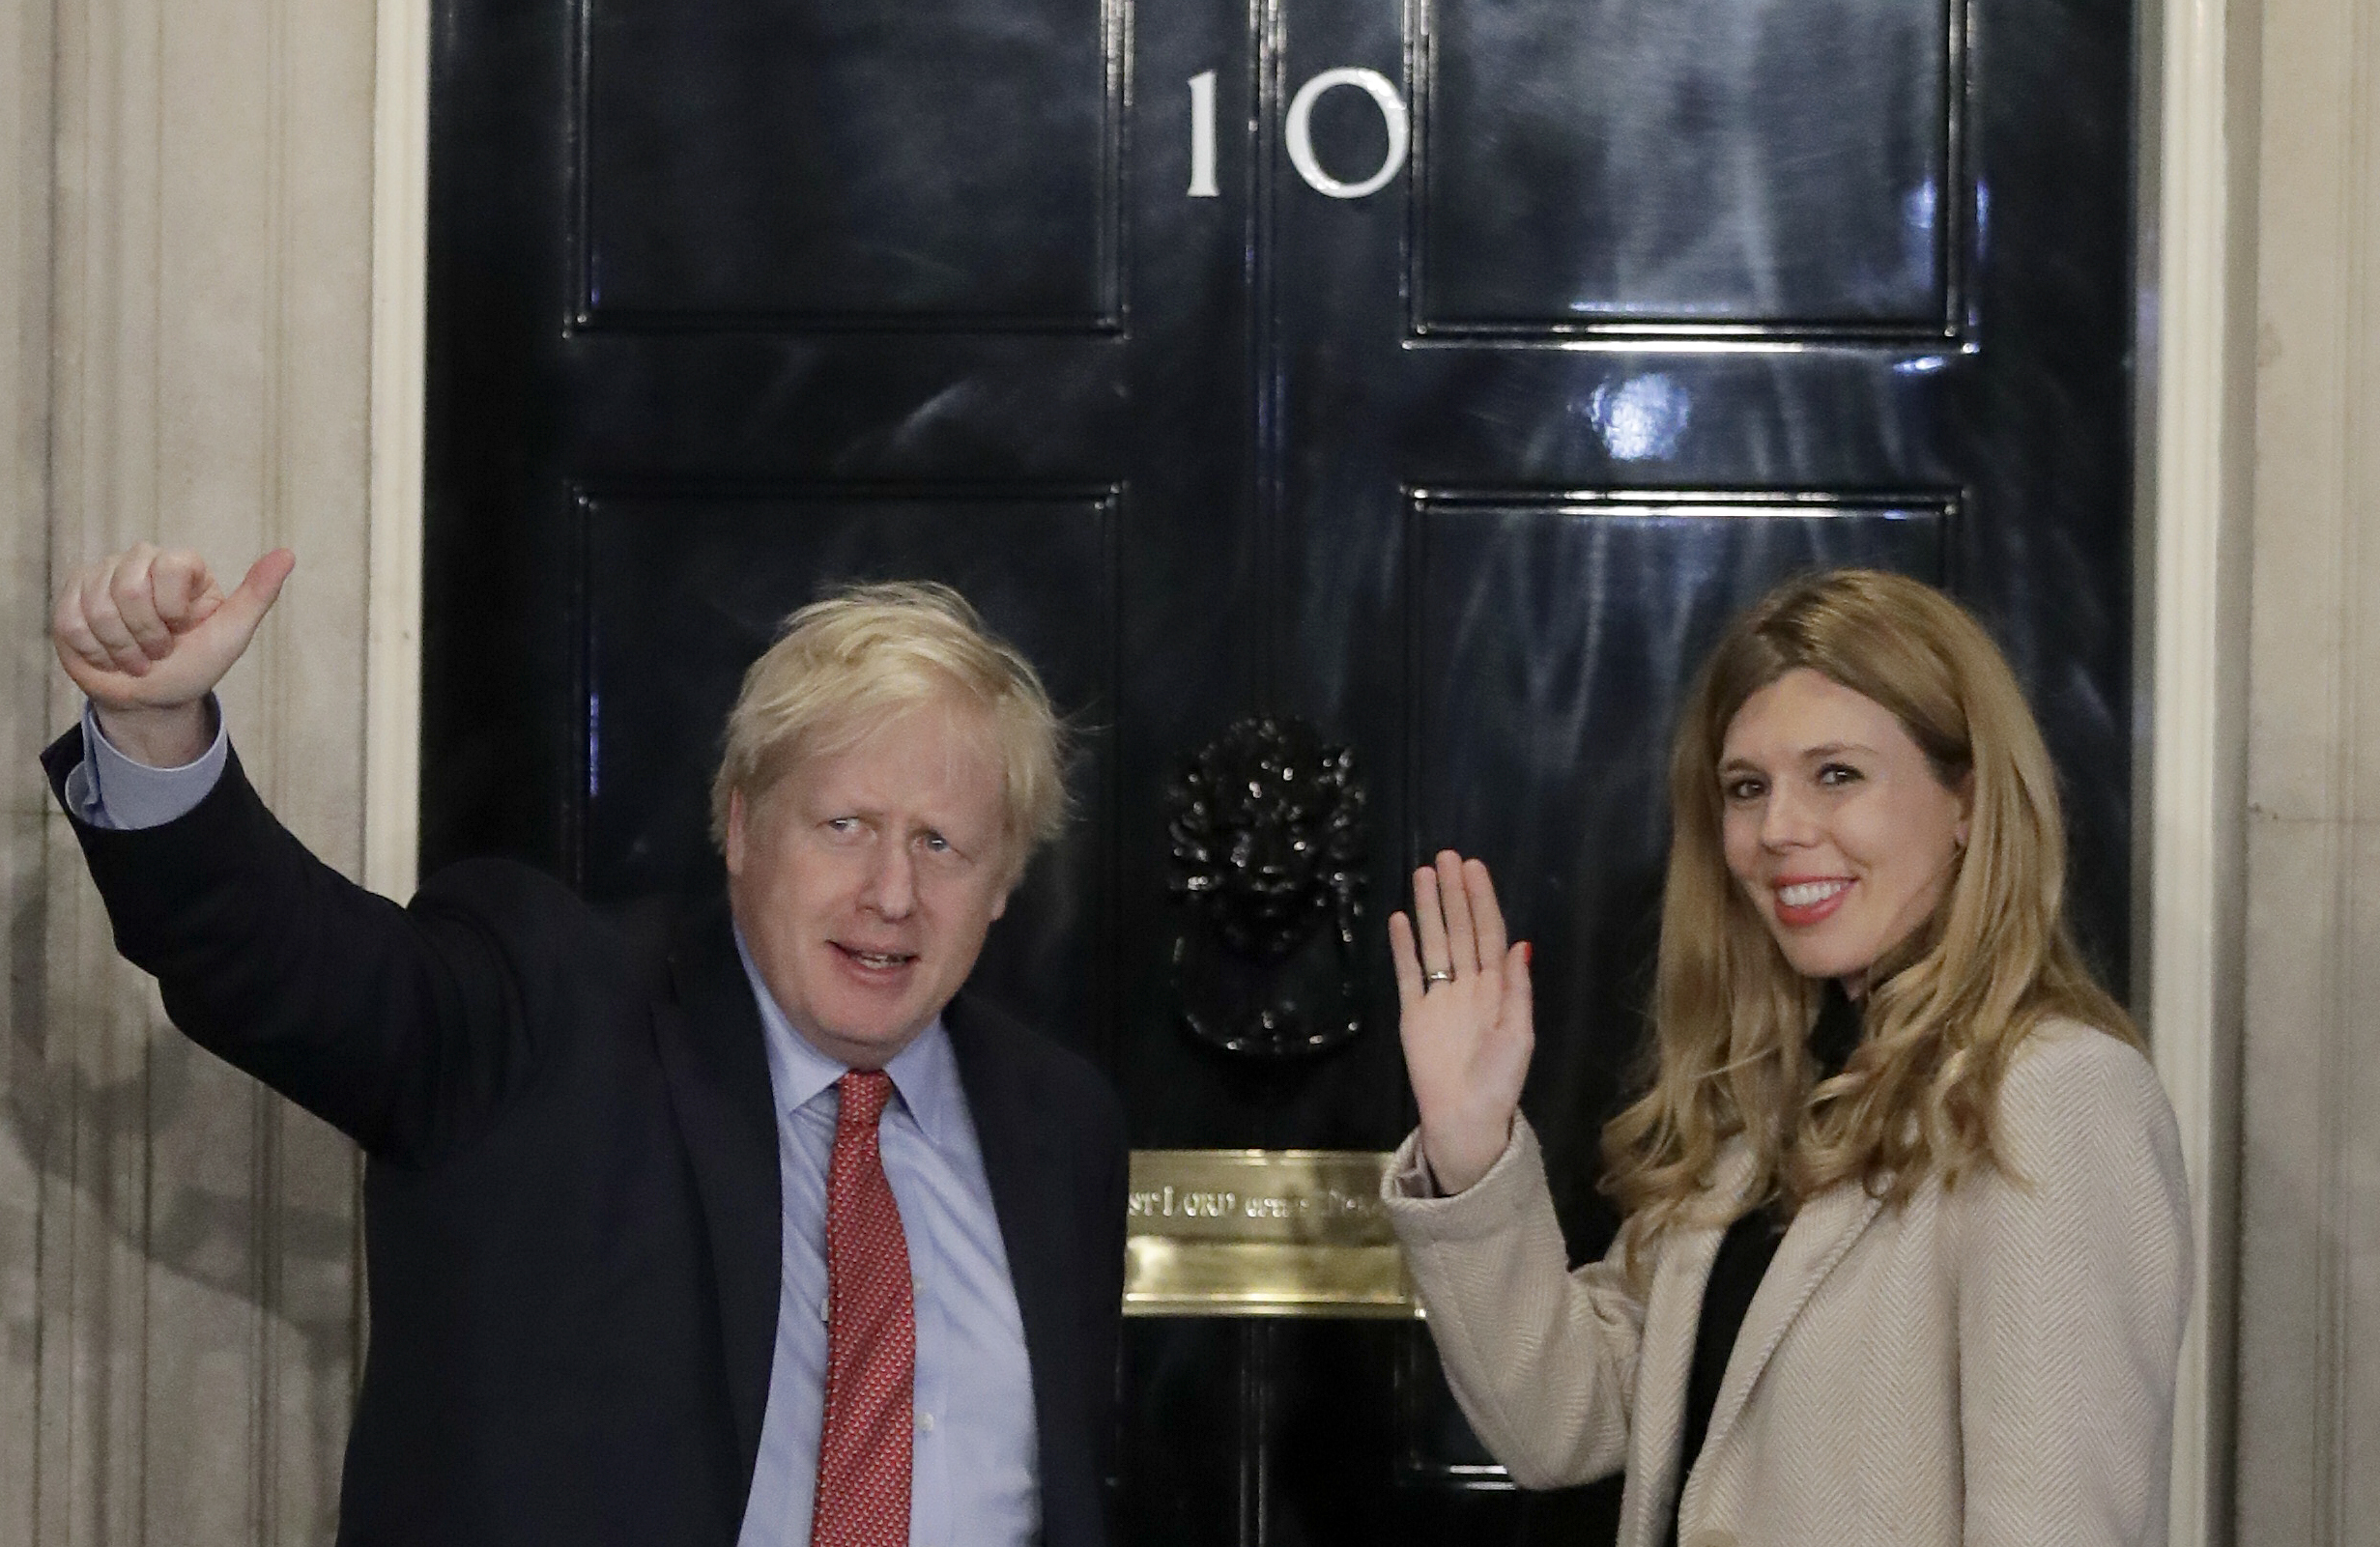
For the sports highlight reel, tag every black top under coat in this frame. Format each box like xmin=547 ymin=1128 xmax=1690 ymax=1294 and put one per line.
xmin=1662 ymin=980 xmax=1864 ymax=1547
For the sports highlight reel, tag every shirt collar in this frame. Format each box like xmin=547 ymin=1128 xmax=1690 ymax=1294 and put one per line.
xmin=731 ymin=926 xmax=962 ymax=1146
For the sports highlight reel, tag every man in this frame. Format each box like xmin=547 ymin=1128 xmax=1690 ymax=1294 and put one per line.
xmin=45 ymin=542 xmax=1128 ymax=1547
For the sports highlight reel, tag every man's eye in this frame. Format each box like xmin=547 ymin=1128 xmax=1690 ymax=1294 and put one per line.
xmin=823 ymin=816 xmax=861 ymax=836
xmin=920 ymin=832 xmax=952 ymax=854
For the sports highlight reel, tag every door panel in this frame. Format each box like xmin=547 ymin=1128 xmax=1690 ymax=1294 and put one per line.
xmin=425 ymin=0 xmax=2136 ymax=1533
xmin=1409 ymin=497 xmax=1950 ymax=1241
xmin=1122 ymin=1321 xmax=1620 ymax=1544
xmin=1419 ymin=0 xmax=1956 ymax=329
xmin=584 ymin=0 xmax=1119 ymax=326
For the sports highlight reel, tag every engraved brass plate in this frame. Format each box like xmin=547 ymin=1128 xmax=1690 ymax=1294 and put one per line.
xmin=1123 ymin=1150 xmax=1419 ymax=1318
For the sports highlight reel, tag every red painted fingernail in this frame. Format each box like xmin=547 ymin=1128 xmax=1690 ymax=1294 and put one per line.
xmin=1521 ymin=942 xmax=1533 ymax=965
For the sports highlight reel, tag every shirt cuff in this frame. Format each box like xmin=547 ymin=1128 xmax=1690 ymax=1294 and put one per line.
xmin=65 ymin=698 xmax=229 ymax=830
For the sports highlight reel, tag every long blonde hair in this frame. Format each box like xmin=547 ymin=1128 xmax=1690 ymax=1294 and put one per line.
xmin=1600 ymin=569 xmax=2136 ymax=1263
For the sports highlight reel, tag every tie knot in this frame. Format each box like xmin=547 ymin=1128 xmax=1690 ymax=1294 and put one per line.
xmin=837 ymin=1069 xmax=895 ymax=1128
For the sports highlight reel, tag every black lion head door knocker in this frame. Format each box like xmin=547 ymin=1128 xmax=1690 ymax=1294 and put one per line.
xmin=1165 ymin=716 xmax=1370 ymax=1059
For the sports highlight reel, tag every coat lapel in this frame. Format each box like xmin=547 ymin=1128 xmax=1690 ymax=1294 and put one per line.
xmin=1620 ymin=1143 xmax=1754 ymax=1547
xmin=651 ymin=902 xmax=784 ymax=1481
xmin=1691 ymin=1174 xmax=1884 ymax=1476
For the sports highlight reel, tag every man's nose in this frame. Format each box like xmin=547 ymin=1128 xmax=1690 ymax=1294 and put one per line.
xmin=860 ymin=842 xmax=918 ymax=918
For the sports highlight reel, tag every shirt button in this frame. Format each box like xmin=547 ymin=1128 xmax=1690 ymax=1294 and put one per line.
xmin=917 ymin=1412 xmax=935 ymax=1433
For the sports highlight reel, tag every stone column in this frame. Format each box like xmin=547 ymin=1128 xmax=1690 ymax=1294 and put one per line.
xmin=2236 ymin=0 xmax=2380 ymax=1534
xmin=0 ymin=0 xmax=379 ymax=1533
xmin=1 ymin=0 xmax=60 ymax=1529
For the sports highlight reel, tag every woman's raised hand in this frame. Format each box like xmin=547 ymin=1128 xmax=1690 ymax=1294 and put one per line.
xmin=1389 ymin=851 xmax=1534 ymax=1195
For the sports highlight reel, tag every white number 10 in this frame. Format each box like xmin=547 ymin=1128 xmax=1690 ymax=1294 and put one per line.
xmin=1187 ymin=67 xmax=1411 ymax=201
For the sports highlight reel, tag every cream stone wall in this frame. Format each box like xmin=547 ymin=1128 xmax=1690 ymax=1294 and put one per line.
xmin=0 ymin=0 xmax=378 ymax=1534
xmin=2236 ymin=0 xmax=2380 ymax=1535
xmin=2 ymin=0 xmax=58 ymax=1529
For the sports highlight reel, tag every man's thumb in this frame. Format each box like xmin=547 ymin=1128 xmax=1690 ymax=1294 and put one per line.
xmin=214 ymin=549 xmax=297 ymax=642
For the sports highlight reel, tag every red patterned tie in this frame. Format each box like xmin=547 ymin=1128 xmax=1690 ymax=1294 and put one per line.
xmin=810 ymin=1071 xmax=914 ymax=1547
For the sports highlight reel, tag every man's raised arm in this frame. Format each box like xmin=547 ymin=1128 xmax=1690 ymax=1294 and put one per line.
xmin=43 ymin=542 xmax=558 ymax=1162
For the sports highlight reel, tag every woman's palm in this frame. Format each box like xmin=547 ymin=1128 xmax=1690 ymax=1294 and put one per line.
xmin=1391 ymin=852 xmax=1535 ymax=1194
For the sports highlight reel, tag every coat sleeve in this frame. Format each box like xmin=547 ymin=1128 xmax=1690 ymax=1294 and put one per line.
xmin=1956 ymin=1025 xmax=2193 ymax=1547
xmin=43 ymin=725 xmax=578 ymax=1166
xmin=1384 ymin=1116 xmax=1644 ymax=1489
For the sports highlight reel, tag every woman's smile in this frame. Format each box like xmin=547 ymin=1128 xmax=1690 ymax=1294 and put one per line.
xmin=1770 ymin=875 xmax=1854 ymax=926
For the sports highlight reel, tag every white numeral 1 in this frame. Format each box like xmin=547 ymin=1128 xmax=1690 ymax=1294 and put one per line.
xmin=1189 ymin=71 xmax=1220 ymax=197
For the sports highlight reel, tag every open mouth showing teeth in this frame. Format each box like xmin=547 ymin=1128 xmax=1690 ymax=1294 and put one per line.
xmin=838 ymin=944 xmax=916 ymax=969
xmin=1776 ymin=880 xmax=1850 ymax=908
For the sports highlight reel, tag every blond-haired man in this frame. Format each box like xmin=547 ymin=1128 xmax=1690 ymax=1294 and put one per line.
xmin=44 ymin=545 xmax=1128 ymax=1547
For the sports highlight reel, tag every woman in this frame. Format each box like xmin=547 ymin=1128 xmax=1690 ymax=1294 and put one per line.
xmin=1383 ymin=569 xmax=2190 ymax=1547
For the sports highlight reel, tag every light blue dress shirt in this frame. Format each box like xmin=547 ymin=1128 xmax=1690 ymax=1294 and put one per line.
xmin=65 ymin=702 xmax=1044 ymax=1547
xmin=732 ymin=933 xmax=1040 ymax=1547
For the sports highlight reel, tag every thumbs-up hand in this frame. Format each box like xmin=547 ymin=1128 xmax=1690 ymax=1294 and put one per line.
xmin=53 ymin=544 xmax=295 ymax=765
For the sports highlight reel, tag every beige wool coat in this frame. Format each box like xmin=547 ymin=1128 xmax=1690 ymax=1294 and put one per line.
xmin=1384 ymin=1021 xmax=2192 ymax=1547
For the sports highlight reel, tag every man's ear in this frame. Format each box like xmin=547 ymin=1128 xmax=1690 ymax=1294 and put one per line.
xmin=725 ymin=788 xmax=749 ymax=878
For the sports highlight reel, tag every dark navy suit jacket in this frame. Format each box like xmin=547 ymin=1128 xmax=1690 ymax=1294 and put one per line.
xmin=45 ymin=727 xmax=1128 ymax=1547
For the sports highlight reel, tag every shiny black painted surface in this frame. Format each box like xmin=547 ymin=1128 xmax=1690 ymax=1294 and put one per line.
xmin=582 ymin=0 xmax=1119 ymax=326
xmin=1418 ymin=0 xmax=1958 ymax=331
xmin=424 ymin=0 xmax=2136 ymax=1533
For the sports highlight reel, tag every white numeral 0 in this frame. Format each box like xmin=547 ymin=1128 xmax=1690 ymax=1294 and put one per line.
xmin=1186 ymin=67 xmax=1411 ymax=201
xmin=1284 ymin=67 xmax=1408 ymax=199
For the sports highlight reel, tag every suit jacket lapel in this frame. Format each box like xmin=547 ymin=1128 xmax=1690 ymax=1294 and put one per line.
xmin=651 ymin=902 xmax=784 ymax=1480
xmin=1693 ymin=1174 xmax=1884 ymax=1474
xmin=943 ymin=996 xmax=1079 ymax=1485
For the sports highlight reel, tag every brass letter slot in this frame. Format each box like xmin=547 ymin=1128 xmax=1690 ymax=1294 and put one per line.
xmin=1123 ymin=1150 xmax=1419 ymax=1319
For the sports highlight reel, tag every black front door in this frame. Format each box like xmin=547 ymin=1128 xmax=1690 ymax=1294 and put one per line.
xmin=422 ymin=0 xmax=2134 ymax=1536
